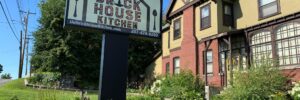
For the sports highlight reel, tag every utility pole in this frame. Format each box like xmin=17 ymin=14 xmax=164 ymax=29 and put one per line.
xmin=18 ymin=10 xmax=36 ymax=78
xmin=18 ymin=31 xmax=23 ymax=78
xmin=25 ymin=37 xmax=30 ymax=76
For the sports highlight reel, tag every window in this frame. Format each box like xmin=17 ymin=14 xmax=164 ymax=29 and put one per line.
xmin=201 ymin=4 xmax=211 ymax=30
xmin=166 ymin=63 xmax=170 ymax=74
xmin=250 ymin=31 xmax=273 ymax=65
xmin=206 ymin=51 xmax=213 ymax=74
xmin=276 ymin=23 xmax=300 ymax=66
xmin=258 ymin=0 xmax=280 ymax=19
xmin=223 ymin=2 xmax=233 ymax=27
xmin=173 ymin=57 xmax=180 ymax=74
xmin=173 ymin=18 xmax=181 ymax=40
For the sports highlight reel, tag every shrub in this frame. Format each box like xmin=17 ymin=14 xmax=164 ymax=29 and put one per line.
xmin=218 ymin=60 xmax=288 ymax=99
xmin=289 ymin=81 xmax=300 ymax=99
xmin=28 ymin=72 xmax=61 ymax=88
xmin=157 ymin=71 xmax=205 ymax=99
xmin=1 ymin=73 xmax=12 ymax=79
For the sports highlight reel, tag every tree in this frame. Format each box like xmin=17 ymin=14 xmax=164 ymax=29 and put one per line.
xmin=0 ymin=64 xmax=3 ymax=74
xmin=31 ymin=0 xmax=101 ymax=90
xmin=1 ymin=73 xmax=12 ymax=79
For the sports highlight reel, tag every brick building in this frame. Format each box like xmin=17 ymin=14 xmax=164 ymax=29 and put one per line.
xmin=161 ymin=0 xmax=300 ymax=88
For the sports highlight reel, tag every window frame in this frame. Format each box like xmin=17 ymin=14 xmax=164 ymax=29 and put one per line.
xmin=173 ymin=57 xmax=180 ymax=74
xmin=200 ymin=3 xmax=211 ymax=30
xmin=250 ymin=30 xmax=273 ymax=66
xmin=173 ymin=18 xmax=181 ymax=40
xmin=166 ymin=62 xmax=170 ymax=74
xmin=257 ymin=0 xmax=281 ymax=20
xmin=205 ymin=50 xmax=213 ymax=74
xmin=223 ymin=2 xmax=234 ymax=27
xmin=274 ymin=22 xmax=300 ymax=66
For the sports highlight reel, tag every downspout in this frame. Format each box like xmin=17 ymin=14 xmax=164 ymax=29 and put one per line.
xmin=193 ymin=6 xmax=200 ymax=76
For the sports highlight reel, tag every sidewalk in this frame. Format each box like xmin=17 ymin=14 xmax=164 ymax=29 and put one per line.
xmin=0 ymin=79 xmax=11 ymax=87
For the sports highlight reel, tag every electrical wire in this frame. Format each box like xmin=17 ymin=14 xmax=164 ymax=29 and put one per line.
xmin=0 ymin=1 xmax=20 ymax=42
xmin=3 ymin=0 xmax=18 ymax=31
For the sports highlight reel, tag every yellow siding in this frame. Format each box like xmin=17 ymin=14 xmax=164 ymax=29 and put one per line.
xmin=170 ymin=16 xmax=184 ymax=50
xmin=145 ymin=56 xmax=162 ymax=78
xmin=235 ymin=0 xmax=300 ymax=29
xmin=154 ymin=56 xmax=163 ymax=76
xmin=195 ymin=1 xmax=218 ymax=40
xmin=162 ymin=30 xmax=170 ymax=57
xmin=171 ymin=0 xmax=196 ymax=13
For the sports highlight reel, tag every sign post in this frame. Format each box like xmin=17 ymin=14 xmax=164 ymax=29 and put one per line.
xmin=64 ymin=0 xmax=162 ymax=99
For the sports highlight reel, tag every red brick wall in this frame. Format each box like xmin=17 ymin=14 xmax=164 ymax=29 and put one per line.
xmin=198 ymin=39 xmax=222 ymax=87
xmin=181 ymin=6 xmax=197 ymax=74
xmin=282 ymin=68 xmax=300 ymax=82
xmin=162 ymin=56 xmax=171 ymax=75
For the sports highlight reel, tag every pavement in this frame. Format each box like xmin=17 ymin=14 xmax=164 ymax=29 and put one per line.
xmin=0 ymin=79 xmax=11 ymax=87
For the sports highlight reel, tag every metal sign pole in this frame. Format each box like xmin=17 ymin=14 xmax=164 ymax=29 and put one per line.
xmin=99 ymin=33 xmax=129 ymax=100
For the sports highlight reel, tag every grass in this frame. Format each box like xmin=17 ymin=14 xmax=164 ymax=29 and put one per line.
xmin=0 ymin=79 xmax=97 ymax=100
xmin=0 ymin=79 xmax=158 ymax=100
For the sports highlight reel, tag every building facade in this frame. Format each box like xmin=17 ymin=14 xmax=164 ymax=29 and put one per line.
xmin=162 ymin=0 xmax=300 ymax=88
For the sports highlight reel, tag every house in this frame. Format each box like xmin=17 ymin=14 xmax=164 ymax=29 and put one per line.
xmin=161 ymin=0 xmax=300 ymax=88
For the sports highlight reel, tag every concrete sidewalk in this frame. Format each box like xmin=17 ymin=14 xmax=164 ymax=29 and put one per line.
xmin=0 ymin=79 xmax=11 ymax=87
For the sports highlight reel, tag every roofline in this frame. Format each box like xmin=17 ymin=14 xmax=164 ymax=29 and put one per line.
xmin=166 ymin=0 xmax=215 ymax=21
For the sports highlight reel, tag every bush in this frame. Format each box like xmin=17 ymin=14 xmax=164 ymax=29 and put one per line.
xmin=1 ymin=73 xmax=12 ymax=79
xmin=217 ymin=60 xmax=288 ymax=99
xmin=156 ymin=71 xmax=205 ymax=99
xmin=28 ymin=72 xmax=61 ymax=88
xmin=289 ymin=81 xmax=300 ymax=99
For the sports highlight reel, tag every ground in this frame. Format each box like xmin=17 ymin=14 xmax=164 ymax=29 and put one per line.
xmin=0 ymin=79 xmax=157 ymax=100
xmin=0 ymin=79 xmax=11 ymax=87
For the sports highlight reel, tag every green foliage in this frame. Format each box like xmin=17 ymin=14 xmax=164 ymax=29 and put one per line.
xmin=1 ymin=73 xmax=12 ymax=79
xmin=31 ymin=0 xmax=101 ymax=89
xmin=289 ymin=81 xmax=300 ymax=99
xmin=217 ymin=60 xmax=288 ymax=100
xmin=126 ymin=95 xmax=159 ymax=100
xmin=127 ymin=38 xmax=161 ymax=88
xmin=28 ymin=72 xmax=61 ymax=88
xmin=158 ymin=71 xmax=205 ymax=99
xmin=0 ymin=64 xmax=3 ymax=74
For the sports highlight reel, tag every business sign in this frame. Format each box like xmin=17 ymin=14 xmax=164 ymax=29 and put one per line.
xmin=64 ymin=0 xmax=162 ymax=38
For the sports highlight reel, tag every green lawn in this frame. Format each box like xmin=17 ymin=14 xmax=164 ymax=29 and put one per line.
xmin=0 ymin=79 xmax=97 ymax=100
xmin=0 ymin=79 xmax=158 ymax=100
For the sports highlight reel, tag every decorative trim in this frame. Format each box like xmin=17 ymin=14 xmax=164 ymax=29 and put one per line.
xmin=199 ymin=11 xmax=300 ymax=43
xmin=280 ymin=65 xmax=300 ymax=70
xmin=162 ymin=55 xmax=170 ymax=59
xmin=170 ymin=47 xmax=181 ymax=52
xmin=167 ymin=0 xmax=202 ymax=20
xmin=246 ymin=12 xmax=300 ymax=33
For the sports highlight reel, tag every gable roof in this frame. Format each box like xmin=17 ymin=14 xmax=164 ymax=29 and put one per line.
xmin=166 ymin=0 xmax=201 ymax=20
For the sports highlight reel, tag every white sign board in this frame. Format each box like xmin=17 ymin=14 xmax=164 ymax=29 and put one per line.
xmin=64 ymin=0 xmax=162 ymax=38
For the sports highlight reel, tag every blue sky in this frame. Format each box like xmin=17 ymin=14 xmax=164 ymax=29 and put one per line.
xmin=0 ymin=0 xmax=171 ymax=79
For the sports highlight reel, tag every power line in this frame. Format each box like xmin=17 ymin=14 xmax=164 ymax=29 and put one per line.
xmin=16 ymin=0 xmax=25 ymax=30
xmin=0 ymin=1 xmax=20 ymax=42
xmin=3 ymin=0 xmax=18 ymax=31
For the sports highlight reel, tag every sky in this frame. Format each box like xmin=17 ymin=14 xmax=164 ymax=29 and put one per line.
xmin=0 ymin=0 xmax=171 ymax=79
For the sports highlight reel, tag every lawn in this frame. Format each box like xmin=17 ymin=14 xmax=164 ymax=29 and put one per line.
xmin=0 ymin=79 xmax=158 ymax=100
